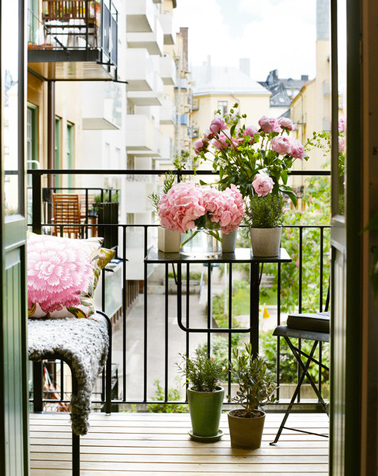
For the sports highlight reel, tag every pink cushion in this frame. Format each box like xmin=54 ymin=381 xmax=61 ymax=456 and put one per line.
xmin=27 ymin=234 xmax=114 ymax=318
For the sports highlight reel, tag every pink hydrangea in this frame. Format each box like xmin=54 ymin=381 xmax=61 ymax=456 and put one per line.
xmin=27 ymin=235 xmax=94 ymax=314
xmin=209 ymin=117 xmax=227 ymax=134
xmin=203 ymin=186 xmax=245 ymax=234
xmin=290 ymin=139 xmax=306 ymax=160
xmin=278 ymin=117 xmax=296 ymax=131
xmin=271 ymin=136 xmax=292 ymax=155
xmin=258 ymin=116 xmax=281 ymax=134
xmin=252 ymin=173 xmax=274 ymax=197
xmin=158 ymin=183 xmax=205 ymax=233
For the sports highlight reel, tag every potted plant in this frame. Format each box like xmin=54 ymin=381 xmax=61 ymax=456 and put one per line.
xmin=177 ymin=348 xmax=224 ymax=442
xmin=246 ymin=189 xmax=284 ymax=257
xmin=194 ymin=105 xmax=308 ymax=253
xmin=228 ymin=343 xmax=276 ymax=449
xmin=93 ymin=190 xmax=119 ymax=249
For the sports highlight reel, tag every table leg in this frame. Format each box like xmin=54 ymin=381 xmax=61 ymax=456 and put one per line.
xmin=250 ymin=262 xmax=260 ymax=357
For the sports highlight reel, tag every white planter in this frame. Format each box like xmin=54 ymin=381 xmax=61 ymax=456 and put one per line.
xmin=250 ymin=227 xmax=282 ymax=257
xmin=158 ymin=226 xmax=180 ymax=253
xmin=222 ymin=230 xmax=237 ymax=253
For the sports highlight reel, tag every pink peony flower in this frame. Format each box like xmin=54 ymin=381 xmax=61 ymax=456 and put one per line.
xmin=158 ymin=183 xmax=206 ymax=233
xmin=338 ymin=118 xmax=346 ymax=132
xmin=290 ymin=139 xmax=306 ymax=160
xmin=194 ymin=138 xmax=207 ymax=155
xmin=338 ymin=136 xmax=345 ymax=153
xmin=212 ymin=133 xmax=235 ymax=150
xmin=252 ymin=173 xmax=274 ymax=197
xmin=278 ymin=117 xmax=296 ymax=131
xmin=204 ymin=129 xmax=215 ymax=141
xmin=245 ymin=126 xmax=258 ymax=137
xmin=258 ymin=116 xmax=281 ymax=134
xmin=209 ymin=117 xmax=227 ymax=134
xmin=271 ymin=136 xmax=292 ymax=155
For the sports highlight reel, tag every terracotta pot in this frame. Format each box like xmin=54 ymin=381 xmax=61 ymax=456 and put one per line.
xmin=250 ymin=227 xmax=282 ymax=257
xmin=228 ymin=409 xmax=265 ymax=449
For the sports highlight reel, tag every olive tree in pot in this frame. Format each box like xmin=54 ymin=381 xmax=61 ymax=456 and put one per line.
xmin=228 ymin=343 xmax=276 ymax=449
xmin=177 ymin=348 xmax=224 ymax=442
xmin=246 ymin=193 xmax=284 ymax=257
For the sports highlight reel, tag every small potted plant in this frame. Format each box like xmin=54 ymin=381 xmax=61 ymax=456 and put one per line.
xmin=245 ymin=187 xmax=284 ymax=257
xmin=93 ymin=190 xmax=119 ymax=249
xmin=177 ymin=348 xmax=224 ymax=442
xmin=228 ymin=343 xmax=276 ymax=449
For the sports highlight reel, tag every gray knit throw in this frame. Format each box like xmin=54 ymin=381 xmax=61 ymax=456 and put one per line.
xmin=28 ymin=316 xmax=109 ymax=436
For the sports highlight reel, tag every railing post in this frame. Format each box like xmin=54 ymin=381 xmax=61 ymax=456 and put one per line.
xmin=32 ymin=172 xmax=42 ymax=234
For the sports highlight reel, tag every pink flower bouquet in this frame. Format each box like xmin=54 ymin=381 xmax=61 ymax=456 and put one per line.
xmin=157 ymin=183 xmax=245 ymax=245
xmin=195 ymin=103 xmax=308 ymax=206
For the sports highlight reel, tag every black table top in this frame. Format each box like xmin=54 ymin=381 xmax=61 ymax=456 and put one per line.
xmin=145 ymin=248 xmax=291 ymax=264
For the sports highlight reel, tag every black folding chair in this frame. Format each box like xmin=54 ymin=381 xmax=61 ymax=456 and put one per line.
xmin=270 ymin=290 xmax=330 ymax=445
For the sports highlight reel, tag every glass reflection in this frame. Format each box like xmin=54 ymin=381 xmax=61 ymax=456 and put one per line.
xmin=337 ymin=0 xmax=347 ymax=215
xmin=3 ymin=0 xmax=20 ymax=217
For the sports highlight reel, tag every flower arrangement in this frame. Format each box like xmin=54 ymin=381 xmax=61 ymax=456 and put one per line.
xmin=194 ymin=103 xmax=308 ymax=206
xmin=157 ymin=182 xmax=245 ymax=239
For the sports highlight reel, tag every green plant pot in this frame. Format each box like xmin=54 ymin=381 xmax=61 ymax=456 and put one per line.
xmin=228 ymin=409 xmax=265 ymax=449
xmin=187 ymin=387 xmax=224 ymax=438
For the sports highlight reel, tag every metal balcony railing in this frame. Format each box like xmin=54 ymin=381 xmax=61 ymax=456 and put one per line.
xmin=27 ymin=169 xmax=331 ymax=412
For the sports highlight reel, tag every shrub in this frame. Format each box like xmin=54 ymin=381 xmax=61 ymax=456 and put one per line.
xmin=147 ymin=379 xmax=188 ymax=413
xmin=176 ymin=348 xmax=223 ymax=392
xmin=245 ymin=194 xmax=284 ymax=228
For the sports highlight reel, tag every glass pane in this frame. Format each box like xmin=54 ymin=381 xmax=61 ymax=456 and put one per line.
xmin=3 ymin=0 xmax=20 ymax=217
xmin=337 ymin=0 xmax=347 ymax=215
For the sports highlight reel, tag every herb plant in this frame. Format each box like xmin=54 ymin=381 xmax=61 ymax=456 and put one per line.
xmin=177 ymin=348 xmax=223 ymax=392
xmin=245 ymin=194 xmax=284 ymax=228
xmin=230 ymin=343 xmax=276 ymax=417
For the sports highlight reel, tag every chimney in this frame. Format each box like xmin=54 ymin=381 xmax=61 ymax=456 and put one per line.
xmin=316 ymin=0 xmax=330 ymax=40
xmin=206 ymin=55 xmax=212 ymax=84
xmin=301 ymin=74 xmax=309 ymax=81
xmin=239 ymin=58 xmax=250 ymax=77
xmin=180 ymin=27 xmax=189 ymax=72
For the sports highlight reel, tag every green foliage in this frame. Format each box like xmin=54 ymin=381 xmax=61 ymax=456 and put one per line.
xmin=176 ymin=348 xmax=223 ymax=392
xmin=260 ymin=330 xmax=329 ymax=388
xmin=245 ymin=194 xmax=284 ymax=228
xmin=198 ymin=336 xmax=241 ymax=383
xmin=147 ymin=379 xmax=188 ymax=413
xmin=149 ymin=171 xmax=176 ymax=213
xmin=94 ymin=190 xmax=119 ymax=204
xmin=230 ymin=343 xmax=276 ymax=415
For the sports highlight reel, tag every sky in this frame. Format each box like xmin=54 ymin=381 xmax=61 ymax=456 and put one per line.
xmin=174 ymin=0 xmax=317 ymax=82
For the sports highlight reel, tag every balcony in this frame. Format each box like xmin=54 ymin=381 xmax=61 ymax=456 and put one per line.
xmin=125 ymin=49 xmax=155 ymax=91
xmin=175 ymin=77 xmax=188 ymax=90
xmin=124 ymin=182 xmax=154 ymax=213
xmin=127 ymin=71 xmax=164 ymax=106
xmin=27 ymin=168 xmax=331 ymax=474
xmin=160 ymin=96 xmax=176 ymax=125
xmin=159 ymin=12 xmax=176 ymax=45
xmin=160 ymin=55 xmax=177 ymax=85
xmin=125 ymin=0 xmax=154 ymax=33
xmin=82 ymin=81 xmax=122 ymax=130
xmin=28 ymin=0 xmax=118 ymax=81
xmin=159 ymin=134 xmax=173 ymax=160
xmin=125 ymin=114 xmax=158 ymax=152
xmin=30 ymin=412 xmax=329 ymax=474
xmin=127 ymin=16 xmax=164 ymax=56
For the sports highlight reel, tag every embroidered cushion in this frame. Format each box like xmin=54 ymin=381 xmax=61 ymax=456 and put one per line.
xmin=27 ymin=234 xmax=114 ymax=318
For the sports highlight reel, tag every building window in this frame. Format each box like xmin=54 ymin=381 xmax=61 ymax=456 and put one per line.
xmin=67 ymin=123 xmax=74 ymax=189
xmin=217 ymin=101 xmax=228 ymax=115
xmin=55 ymin=117 xmax=62 ymax=189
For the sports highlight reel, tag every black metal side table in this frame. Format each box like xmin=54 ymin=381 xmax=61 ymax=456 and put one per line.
xmin=145 ymin=248 xmax=291 ymax=356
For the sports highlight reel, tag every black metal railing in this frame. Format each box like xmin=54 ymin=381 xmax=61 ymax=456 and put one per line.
xmin=28 ymin=169 xmax=331 ymax=411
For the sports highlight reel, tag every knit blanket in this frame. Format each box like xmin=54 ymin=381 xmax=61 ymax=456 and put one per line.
xmin=28 ymin=316 xmax=109 ymax=436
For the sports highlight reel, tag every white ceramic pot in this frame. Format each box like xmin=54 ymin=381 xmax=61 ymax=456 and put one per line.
xmin=222 ymin=230 xmax=237 ymax=253
xmin=250 ymin=227 xmax=282 ymax=257
xmin=158 ymin=226 xmax=180 ymax=253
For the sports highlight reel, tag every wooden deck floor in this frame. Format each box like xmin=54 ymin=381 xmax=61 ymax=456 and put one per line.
xmin=30 ymin=412 xmax=329 ymax=475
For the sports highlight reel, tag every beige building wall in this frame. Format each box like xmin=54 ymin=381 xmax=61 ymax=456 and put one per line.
xmin=191 ymin=93 xmax=271 ymax=147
